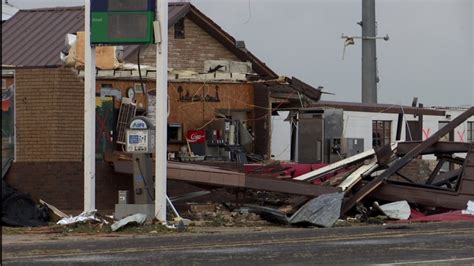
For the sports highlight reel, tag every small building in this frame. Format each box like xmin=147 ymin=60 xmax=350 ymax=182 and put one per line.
xmin=271 ymin=101 xmax=473 ymax=163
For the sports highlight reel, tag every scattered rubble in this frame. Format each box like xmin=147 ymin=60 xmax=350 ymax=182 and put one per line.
xmin=186 ymin=203 xmax=269 ymax=227
xmin=3 ymin=108 xmax=473 ymax=232
xmin=57 ymin=210 xmax=110 ymax=226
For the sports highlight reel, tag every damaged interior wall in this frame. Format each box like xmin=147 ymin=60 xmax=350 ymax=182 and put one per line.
xmin=167 ymin=82 xmax=255 ymax=153
xmin=95 ymin=79 xmax=257 ymax=153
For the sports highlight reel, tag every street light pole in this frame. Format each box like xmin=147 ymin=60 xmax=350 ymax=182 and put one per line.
xmin=84 ymin=0 xmax=96 ymax=212
xmin=155 ymin=0 xmax=168 ymax=223
xmin=361 ymin=0 xmax=377 ymax=104
xmin=342 ymin=0 xmax=388 ymax=104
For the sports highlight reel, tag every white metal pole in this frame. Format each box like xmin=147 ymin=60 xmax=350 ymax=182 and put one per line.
xmin=155 ymin=0 xmax=168 ymax=223
xmin=84 ymin=0 xmax=96 ymax=212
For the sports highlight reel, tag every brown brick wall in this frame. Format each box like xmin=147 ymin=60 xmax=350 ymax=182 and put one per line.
xmin=128 ymin=18 xmax=241 ymax=72
xmin=15 ymin=68 xmax=84 ymax=162
xmin=5 ymin=161 xmax=133 ymax=211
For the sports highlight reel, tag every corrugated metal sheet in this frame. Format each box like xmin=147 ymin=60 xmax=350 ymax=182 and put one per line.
xmin=2 ymin=4 xmax=190 ymax=67
xmin=2 ymin=7 xmax=84 ymax=67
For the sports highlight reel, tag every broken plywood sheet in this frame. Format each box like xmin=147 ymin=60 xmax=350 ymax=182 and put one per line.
xmin=75 ymin=31 xmax=120 ymax=70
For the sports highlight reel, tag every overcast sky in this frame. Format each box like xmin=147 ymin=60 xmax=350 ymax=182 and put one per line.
xmin=6 ymin=0 xmax=474 ymax=107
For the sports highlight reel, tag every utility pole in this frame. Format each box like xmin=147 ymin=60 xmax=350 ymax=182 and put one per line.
xmin=341 ymin=0 xmax=388 ymax=104
xmin=361 ymin=0 xmax=377 ymax=104
xmin=155 ymin=0 xmax=168 ymax=223
xmin=84 ymin=0 xmax=96 ymax=212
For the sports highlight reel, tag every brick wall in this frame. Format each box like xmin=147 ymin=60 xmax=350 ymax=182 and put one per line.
xmin=394 ymin=159 xmax=433 ymax=183
xmin=128 ymin=18 xmax=241 ymax=72
xmin=5 ymin=161 xmax=133 ymax=211
xmin=15 ymin=68 xmax=84 ymax=162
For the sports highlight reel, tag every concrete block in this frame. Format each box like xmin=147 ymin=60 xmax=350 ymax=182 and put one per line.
xmin=230 ymin=73 xmax=247 ymax=81
xmin=229 ymin=61 xmax=252 ymax=74
xmin=215 ymin=72 xmax=232 ymax=80
xmin=114 ymin=204 xmax=155 ymax=220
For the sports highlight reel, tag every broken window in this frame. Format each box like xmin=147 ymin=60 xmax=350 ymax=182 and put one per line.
xmin=168 ymin=123 xmax=183 ymax=143
xmin=174 ymin=18 xmax=185 ymax=39
xmin=372 ymin=120 xmax=391 ymax=148
xmin=468 ymin=121 xmax=474 ymax=143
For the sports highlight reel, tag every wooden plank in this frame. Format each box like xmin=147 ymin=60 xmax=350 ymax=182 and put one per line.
xmin=110 ymin=155 xmax=335 ymax=196
xmin=338 ymin=160 xmax=378 ymax=192
xmin=294 ymin=148 xmax=376 ymax=181
xmin=245 ymin=175 xmax=341 ymax=197
xmin=371 ymin=182 xmax=473 ymax=210
xmin=342 ymin=107 xmax=474 ymax=214
xmin=396 ymin=141 xmax=470 ymax=156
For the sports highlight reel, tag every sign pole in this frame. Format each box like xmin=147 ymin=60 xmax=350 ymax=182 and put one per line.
xmin=84 ymin=0 xmax=96 ymax=212
xmin=155 ymin=0 xmax=168 ymax=223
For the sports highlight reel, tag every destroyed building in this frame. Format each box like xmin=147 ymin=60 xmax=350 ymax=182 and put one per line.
xmin=1 ymin=3 xmax=322 ymax=211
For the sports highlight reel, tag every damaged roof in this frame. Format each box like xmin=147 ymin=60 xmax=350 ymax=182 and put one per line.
xmin=1 ymin=3 xmax=277 ymax=78
xmin=2 ymin=6 xmax=84 ymax=67
xmin=311 ymin=101 xmax=446 ymax=116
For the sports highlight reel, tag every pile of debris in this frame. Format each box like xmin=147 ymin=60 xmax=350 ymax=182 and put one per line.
xmin=249 ymin=107 xmax=474 ymax=227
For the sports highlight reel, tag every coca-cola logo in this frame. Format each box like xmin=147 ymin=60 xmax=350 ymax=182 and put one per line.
xmin=188 ymin=133 xmax=205 ymax=142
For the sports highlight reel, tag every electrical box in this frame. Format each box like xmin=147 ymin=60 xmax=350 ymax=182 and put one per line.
xmin=91 ymin=0 xmax=155 ymax=44
xmin=341 ymin=138 xmax=364 ymax=157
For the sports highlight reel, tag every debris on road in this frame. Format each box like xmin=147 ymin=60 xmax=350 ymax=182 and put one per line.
xmin=39 ymin=199 xmax=69 ymax=222
xmin=373 ymin=201 xmax=410 ymax=220
xmin=288 ymin=192 xmax=343 ymax=227
xmin=111 ymin=213 xmax=147 ymax=232
xmin=57 ymin=210 xmax=109 ymax=225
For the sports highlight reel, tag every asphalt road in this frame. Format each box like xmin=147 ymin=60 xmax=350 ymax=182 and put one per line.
xmin=3 ymin=221 xmax=474 ymax=265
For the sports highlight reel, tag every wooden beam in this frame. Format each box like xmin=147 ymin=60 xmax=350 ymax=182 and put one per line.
xmin=396 ymin=141 xmax=471 ymax=156
xmin=338 ymin=160 xmax=378 ymax=192
xmin=341 ymin=107 xmax=474 ymax=214
xmin=294 ymin=148 xmax=376 ymax=181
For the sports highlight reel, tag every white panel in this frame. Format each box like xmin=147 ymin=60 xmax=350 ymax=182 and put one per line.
xmin=271 ymin=111 xmax=292 ymax=161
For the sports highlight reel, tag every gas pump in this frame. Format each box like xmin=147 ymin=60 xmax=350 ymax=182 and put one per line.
xmin=114 ymin=116 xmax=156 ymax=219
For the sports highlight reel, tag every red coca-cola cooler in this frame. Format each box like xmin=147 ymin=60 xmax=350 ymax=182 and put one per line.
xmin=186 ymin=130 xmax=206 ymax=155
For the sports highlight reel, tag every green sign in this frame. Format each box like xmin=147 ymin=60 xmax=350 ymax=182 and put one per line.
xmin=91 ymin=11 xmax=155 ymax=44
